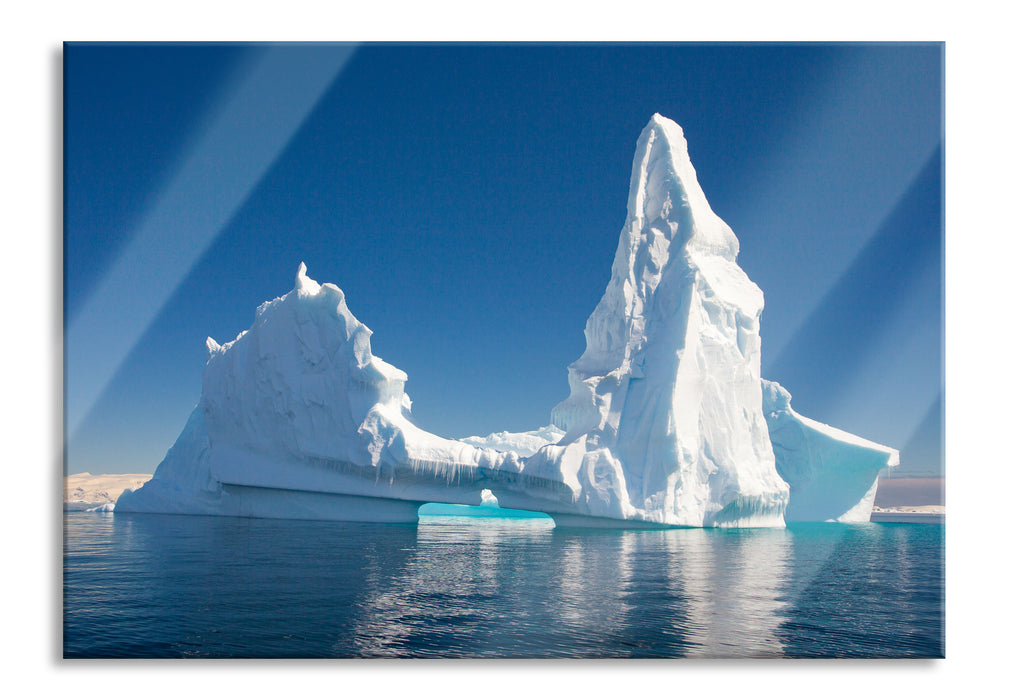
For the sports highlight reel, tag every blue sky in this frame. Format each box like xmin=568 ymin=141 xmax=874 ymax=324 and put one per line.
xmin=64 ymin=42 xmax=943 ymax=476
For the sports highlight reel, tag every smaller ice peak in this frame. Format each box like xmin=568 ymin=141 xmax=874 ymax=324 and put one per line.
xmin=625 ymin=113 xmax=738 ymax=261
xmin=205 ymin=336 xmax=221 ymax=359
xmin=200 ymin=265 xmax=414 ymax=465
xmin=295 ymin=261 xmax=321 ymax=295
xmin=480 ymin=489 xmax=500 ymax=507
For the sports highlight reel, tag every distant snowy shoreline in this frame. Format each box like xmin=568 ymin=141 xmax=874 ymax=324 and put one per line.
xmin=870 ymin=510 xmax=944 ymax=524
xmin=872 ymin=505 xmax=944 ymax=514
xmin=64 ymin=472 xmax=151 ymax=510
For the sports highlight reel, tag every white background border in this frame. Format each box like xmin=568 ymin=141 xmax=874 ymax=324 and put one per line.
xmin=5 ymin=1 xmax=998 ymax=696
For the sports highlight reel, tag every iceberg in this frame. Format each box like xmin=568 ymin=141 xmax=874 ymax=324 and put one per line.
xmin=761 ymin=380 xmax=899 ymax=522
xmin=116 ymin=114 xmax=896 ymax=527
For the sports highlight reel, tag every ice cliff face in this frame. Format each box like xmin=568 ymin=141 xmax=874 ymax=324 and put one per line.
xmin=762 ymin=380 xmax=898 ymax=522
xmin=118 ymin=114 xmax=896 ymax=527
xmin=525 ymin=114 xmax=789 ymax=527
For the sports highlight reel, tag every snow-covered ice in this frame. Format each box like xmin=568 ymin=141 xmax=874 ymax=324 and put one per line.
xmin=459 ymin=426 xmax=566 ymax=458
xmin=762 ymin=380 xmax=899 ymax=522
xmin=116 ymin=114 xmax=897 ymax=527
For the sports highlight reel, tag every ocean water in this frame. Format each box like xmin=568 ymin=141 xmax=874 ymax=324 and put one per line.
xmin=63 ymin=510 xmax=943 ymax=658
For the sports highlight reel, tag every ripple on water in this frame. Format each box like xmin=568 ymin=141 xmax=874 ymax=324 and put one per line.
xmin=63 ymin=512 xmax=944 ymax=658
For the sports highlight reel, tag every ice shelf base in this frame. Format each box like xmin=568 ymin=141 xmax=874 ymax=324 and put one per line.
xmin=220 ymin=484 xmax=423 ymax=523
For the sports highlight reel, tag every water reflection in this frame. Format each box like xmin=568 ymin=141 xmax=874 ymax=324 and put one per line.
xmin=667 ymin=528 xmax=792 ymax=656
xmin=349 ymin=517 xmax=556 ymax=656
xmin=64 ymin=512 xmax=943 ymax=657
xmin=550 ymin=530 xmax=634 ymax=645
xmin=347 ymin=519 xmax=797 ymax=657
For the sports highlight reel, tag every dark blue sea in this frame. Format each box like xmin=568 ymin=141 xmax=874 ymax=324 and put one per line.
xmin=63 ymin=509 xmax=943 ymax=658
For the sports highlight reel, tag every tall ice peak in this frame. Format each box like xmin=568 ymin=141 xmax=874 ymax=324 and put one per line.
xmin=626 ymin=113 xmax=738 ymax=260
xmin=537 ymin=113 xmax=787 ymax=526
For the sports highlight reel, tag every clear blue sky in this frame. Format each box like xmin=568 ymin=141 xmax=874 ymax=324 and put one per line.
xmin=64 ymin=43 xmax=943 ymax=477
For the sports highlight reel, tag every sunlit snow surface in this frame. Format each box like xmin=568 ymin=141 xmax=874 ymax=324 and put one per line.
xmin=117 ymin=115 xmax=897 ymax=527
xmin=459 ymin=426 xmax=566 ymax=457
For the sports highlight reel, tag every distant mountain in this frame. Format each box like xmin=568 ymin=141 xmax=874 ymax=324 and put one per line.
xmin=65 ymin=472 xmax=151 ymax=508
